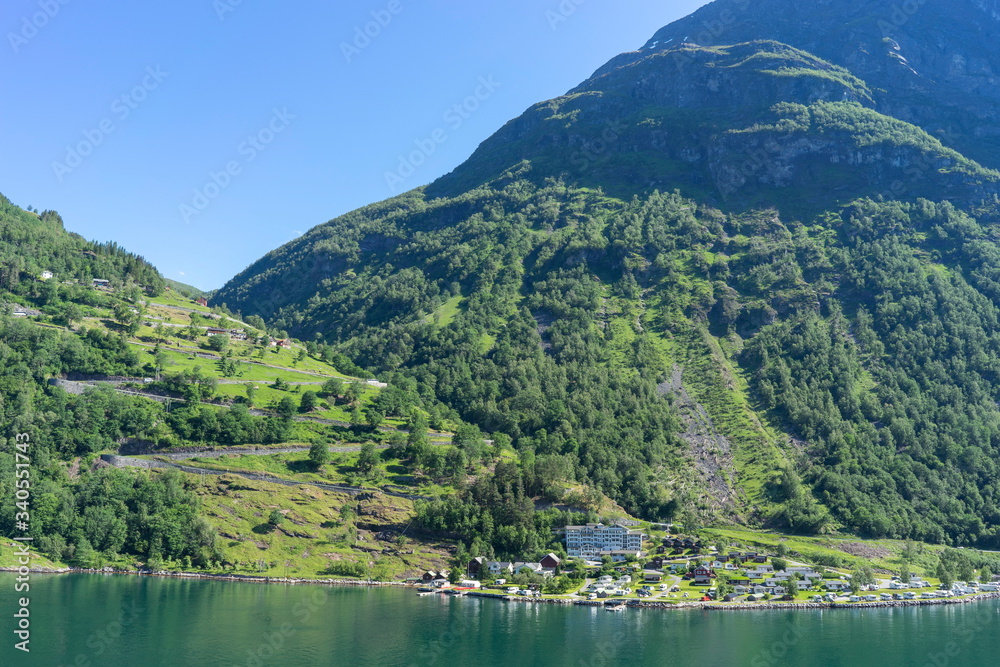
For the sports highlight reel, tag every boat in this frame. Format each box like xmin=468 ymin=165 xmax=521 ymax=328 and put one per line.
xmin=417 ymin=591 xmax=435 ymax=596
xmin=604 ymin=604 xmax=627 ymax=612
xmin=416 ymin=587 xmax=434 ymax=593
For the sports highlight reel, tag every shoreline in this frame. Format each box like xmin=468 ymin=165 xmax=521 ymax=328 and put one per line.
xmin=5 ymin=566 xmax=1000 ymax=611
xmin=0 ymin=566 xmax=410 ymax=588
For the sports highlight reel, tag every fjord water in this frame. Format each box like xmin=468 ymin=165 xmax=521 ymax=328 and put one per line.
xmin=3 ymin=574 xmax=1000 ymax=666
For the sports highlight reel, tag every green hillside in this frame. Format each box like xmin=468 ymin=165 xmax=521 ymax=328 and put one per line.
xmin=214 ymin=28 xmax=1000 ymax=549
xmin=0 ymin=194 xmax=165 ymax=297
xmin=12 ymin=0 xmax=1000 ymax=584
xmin=164 ymin=278 xmax=210 ymax=300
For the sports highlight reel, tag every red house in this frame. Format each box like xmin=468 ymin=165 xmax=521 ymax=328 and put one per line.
xmin=693 ymin=566 xmax=715 ymax=585
xmin=540 ymin=554 xmax=561 ymax=571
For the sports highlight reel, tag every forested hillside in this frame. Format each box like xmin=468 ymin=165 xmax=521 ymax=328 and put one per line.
xmin=0 ymin=194 xmax=164 ymax=296
xmin=215 ymin=2 xmax=1000 ymax=548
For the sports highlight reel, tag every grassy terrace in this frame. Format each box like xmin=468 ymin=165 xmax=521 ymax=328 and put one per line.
xmin=177 ymin=473 xmax=449 ymax=580
xmin=42 ymin=290 xmax=450 ymax=436
xmin=0 ymin=540 xmax=64 ymax=570
xmin=151 ymin=450 xmax=455 ymax=497
xmin=132 ymin=344 xmax=338 ymax=383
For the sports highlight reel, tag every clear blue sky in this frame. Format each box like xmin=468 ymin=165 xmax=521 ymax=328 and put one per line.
xmin=1 ymin=0 xmax=707 ymax=290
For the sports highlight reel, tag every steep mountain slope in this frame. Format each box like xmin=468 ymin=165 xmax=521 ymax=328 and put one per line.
xmin=216 ymin=4 xmax=1000 ymax=546
xmin=626 ymin=0 xmax=1000 ymax=170
xmin=434 ymin=39 xmax=999 ymax=213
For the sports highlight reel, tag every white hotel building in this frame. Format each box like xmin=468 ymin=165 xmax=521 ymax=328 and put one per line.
xmin=565 ymin=523 xmax=645 ymax=559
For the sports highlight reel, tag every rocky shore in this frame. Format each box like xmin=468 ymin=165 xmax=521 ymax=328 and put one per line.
xmin=628 ymin=592 xmax=1000 ymax=611
xmin=0 ymin=566 xmax=409 ymax=588
xmin=6 ymin=567 xmax=1000 ymax=612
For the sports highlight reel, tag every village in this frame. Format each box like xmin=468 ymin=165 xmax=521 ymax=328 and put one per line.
xmin=412 ymin=522 xmax=1000 ymax=610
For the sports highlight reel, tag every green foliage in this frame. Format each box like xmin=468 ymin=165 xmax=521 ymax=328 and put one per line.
xmin=415 ymin=461 xmax=594 ymax=559
xmin=742 ymin=200 xmax=1000 ymax=545
xmin=320 ymin=377 xmax=343 ymax=398
xmin=166 ymin=404 xmax=290 ymax=446
xmin=276 ymin=397 xmax=297 ymax=419
xmin=356 ymin=443 xmax=379 ymax=477
xmin=207 ymin=335 xmax=229 ymax=353
xmin=0 ymin=195 xmax=165 ymax=296
xmin=6 ymin=467 xmax=218 ymax=567
xmin=850 ymin=564 xmax=876 ymax=594
xmin=299 ymin=390 xmax=318 ymax=413
xmin=308 ymin=441 xmax=331 ymax=469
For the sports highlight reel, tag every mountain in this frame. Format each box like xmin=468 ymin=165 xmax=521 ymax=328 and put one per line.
xmin=215 ymin=2 xmax=1000 ymax=546
xmin=631 ymin=0 xmax=1000 ymax=170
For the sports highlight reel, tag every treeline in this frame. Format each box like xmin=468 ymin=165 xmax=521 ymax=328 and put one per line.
xmin=414 ymin=460 xmax=596 ymax=560
xmin=15 ymin=468 xmax=220 ymax=568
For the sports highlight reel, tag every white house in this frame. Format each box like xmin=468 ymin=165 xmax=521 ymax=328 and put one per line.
xmin=565 ymin=523 xmax=644 ymax=559
xmin=487 ymin=561 xmax=514 ymax=576
xmin=40 ymin=270 xmax=53 ymax=280
xmin=512 ymin=562 xmax=544 ymax=575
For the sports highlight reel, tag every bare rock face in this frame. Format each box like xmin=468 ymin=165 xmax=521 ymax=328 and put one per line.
xmin=439 ymin=35 xmax=1000 ymax=213
xmin=624 ymin=0 xmax=1000 ymax=169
